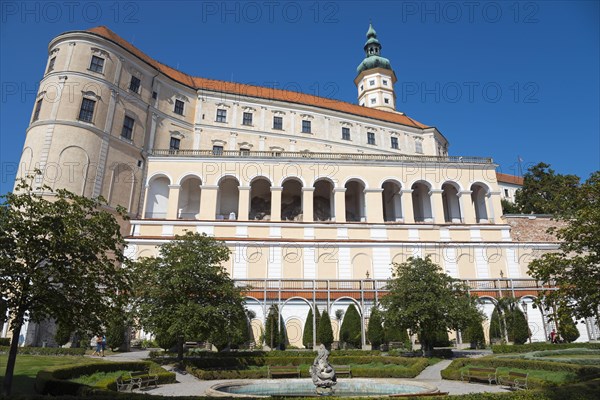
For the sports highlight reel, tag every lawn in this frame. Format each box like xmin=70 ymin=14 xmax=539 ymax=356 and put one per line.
xmin=0 ymin=354 xmax=101 ymax=395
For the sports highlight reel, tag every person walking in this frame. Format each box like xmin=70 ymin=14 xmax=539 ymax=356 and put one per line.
xmin=101 ymin=334 xmax=107 ymax=357
xmin=92 ymin=334 xmax=102 ymax=356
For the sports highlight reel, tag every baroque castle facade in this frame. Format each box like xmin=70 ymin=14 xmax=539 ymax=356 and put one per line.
xmin=7 ymin=25 xmax=598 ymax=348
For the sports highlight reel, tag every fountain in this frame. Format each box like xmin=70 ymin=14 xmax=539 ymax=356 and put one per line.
xmin=208 ymin=345 xmax=438 ymax=397
xmin=309 ymin=344 xmax=337 ymax=395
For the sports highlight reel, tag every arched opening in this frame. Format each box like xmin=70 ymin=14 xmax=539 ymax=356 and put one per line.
xmin=217 ymin=176 xmax=240 ymax=220
xmin=471 ymin=183 xmax=489 ymax=223
xmin=281 ymin=178 xmax=303 ymax=221
xmin=249 ymin=177 xmax=272 ymax=220
xmin=442 ymin=182 xmax=462 ymax=223
xmin=345 ymin=180 xmax=366 ymax=222
xmin=381 ymin=180 xmax=402 ymax=222
xmin=313 ymin=179 xmax=334 ymax=221
xmin=178 ymin=176 xmax=202 ymax=219
xmin=412 ymin=181 xmax=432 ymax=222
xmin=145 ymin=176 xmax=169 ymax=218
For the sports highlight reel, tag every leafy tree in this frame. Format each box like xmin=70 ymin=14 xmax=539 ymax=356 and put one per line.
xmin=420 ymin=327 xmax=451 ymax=347
xmin=558 ymin=309 xmax=580 ymax=343
xmin=462 ymin=317 xmax=486 ymax=349
xmin=514 ymin=162 xmax=580 ymax=214
xmin=315 ymin=306 xmax=321 ymax=335
xmin=54 ymin=322 xmax=73 ymax=347
xmin=106 ymin=313 xmax=127 ymax=351
xmin=131 ymin=231 xmax=244 ymax=361
xmin=385 ymin=322 xmax=411 ymax=349
xmin=489 ymin=299 xmax=529 ymax=344
xmin=528 ymin=171 xmax=600 ymax=323
xmin=501 ymin=198 xmax=520 ymax=214
xmin=211 ymin=303 xmax=250 ymax=350
xmin=0 ymin=177 xmax=130 ymax=395
xmin=508 ymin=308 xmax=529 ymax=345
xmin=155 ymin=330 xmax=178 ymax=351
xmin=340 ymin=304 xmax=362 ymax=348
xmin=367 ymin=306 xmax=385 ymax=349
xmin=317 ymin=310 xmax=334 ymax=349
xmin=381 ymin=257 xmax=483 ymax=355
xmin=303 ymin=307 xmax=316 ymax=349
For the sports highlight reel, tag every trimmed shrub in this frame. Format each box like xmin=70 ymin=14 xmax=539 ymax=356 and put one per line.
xmin=367 ymin=307 xmax=385 ymax=349
xmin=340 ymin=304 xmax=362 ymax=348
xmin=0 ymin=337 xmax=10 ymax=346
xmin=492 ymin=342 xmax=600 ymax=354
xmin=265 ymin=305 xmax=286 ymax=350
xmin=106 ymin=316 xmax=126 ymax=351
xmin=317 ymin=311 xmax=334 ymax=348
xmin=462 ymin=318 xmax=486 ymax=349
xmin=558 ymin=311 xmax=581 ymax=343
xmin=0 ymin=346 xmax=85 ymax=356
xmin=302 ymin=307 xmax=314 ymax=349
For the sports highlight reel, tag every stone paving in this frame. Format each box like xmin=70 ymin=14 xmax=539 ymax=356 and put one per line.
xmin=98 ymin=350 xmax=510 ymax=397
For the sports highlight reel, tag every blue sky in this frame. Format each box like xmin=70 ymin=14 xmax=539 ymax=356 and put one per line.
xmin=1 ymin=1 xmax=598 ymax=195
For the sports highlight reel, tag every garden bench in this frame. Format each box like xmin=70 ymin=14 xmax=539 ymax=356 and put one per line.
xmin=129 ymin=368 xmax=159 ymax=389
xmin=333 ymin=365 xmax=352 ymax=378
xmin=116 ymin=375 xmax=137 ymax=392
xmin=268 ymin=365 xmax=300 ymax=378
xmin=461 ymin=367 xmax=497 ymax=385
xmin=498 ymin=371 xmax=528 ymax=390
xmin=391 ymin=391 xmax=449 ymax=397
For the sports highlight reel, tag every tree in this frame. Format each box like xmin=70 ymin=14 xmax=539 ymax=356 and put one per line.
xmin=489 ymin=298 xmax=529 ymax=344
xmin=385 ymin=322 xmax=411 ymax=350
xmin=106 ymin=312 xmax=127 ymax=351
xmin=528 ymin=171 xmax=600 ymax=323
xmin=558 ymin=308 xmax=580 ymax=343
xmin=514 ymin=162 xmax=580 ymax=214
xmin=340 ymin=304 xmax=362 ymax=348
xmin=381 ymin=257 xmax=483 ymax=355
xmin=462 ymin=318 xmax=486 ymax=349
xmin=367 ymin=306 xmax=385 ymax=349
xmin=131 ymin=231 xmax=244 ymax=361
xmin=317 ymin=310 xmax=334 ymax=349
xmin=501 ymin=198 xmax=520 ymax=214
xmin=54 ymin=322 xmax=73 ymax=347
xmin=265 ymin=305 xmax=286 ymax=350
xmin=303 ymin=307 xmax=315 ymax=349
xmin=0 ymin=177 xmax=131 ymax=395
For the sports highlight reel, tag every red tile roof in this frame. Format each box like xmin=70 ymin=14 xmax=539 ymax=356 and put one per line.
xmin=496 ymin=172 xmax=524 ymax=185
xmin=85 ymin=26 xmax=429 ymax=129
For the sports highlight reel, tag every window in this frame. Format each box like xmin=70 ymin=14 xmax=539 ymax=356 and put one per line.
xmin=342 ymin=127 xmax=351 ymax=140
xmin=360 ymin=85 xmax=363 ymax=91
xmin=391 ymin=137 xmax=398 ymax=149
xmin=504 ymin=189 xmax=509 ymax=197
xmin=384 ymin=98 xmax=390 ymax=104
xmin=383 ymin=79 xmax=388 ymax=86
xmin=415 ymin=140 xmax=423 ymax=153
xmin=174 ymin=99 xmax=184 ymax=115
xmin=121 ymin=116 xmax=134 ymax=140
xmin=273 ymin=116 xmax=283 ymax=130
xmin=367 ymin=132 xmax=376 ymax=145
xmin=216 ymin=109 xmax=227 ymax=123
xmin=152 ymin=91 xmax=158 ymax=99
xmin=369 ymin=79 xmax=375 ymax=86
xmin=240 ymin=148 xmax=250 ymax=156
xmin=78 ymin=98 xmax=96 ymax=123
xmin=242 ymin=112 xmax=253 ymax=125
xmin=89 ymin=56 xmax=104 ymax=73
xmin=169 ymin=137 xmax=180 ymax=150
xmin=370 ymin=98 xmax=376 ymax=104
xmin=47 ymin=57 xmax=56 ymax=73
xmin=212 ymin=145 xmax=223 ymax=155
xmin=129 ymin=76 xmax=141 ymax=93
xmin=32 ymin=99 xmax=42 ymax=122
xmin=302 ymin=120 xmax=311 ymax=133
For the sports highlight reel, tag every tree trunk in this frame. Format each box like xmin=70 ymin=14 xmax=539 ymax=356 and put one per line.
xmin=177 ymin=336 xmax=184 ymax=363
xmin=2 ymin=322 xmax=23 ymax=396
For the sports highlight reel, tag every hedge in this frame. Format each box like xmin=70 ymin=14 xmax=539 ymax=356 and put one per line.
xmin=0 ymin=337 xmax=10 ymax=346
xmin=492 ymin=342 xmax=600 ymax=354
xmin=497 ymin=348 xmax=600 ymax=366
xmin=0 ymin=346 xmax=86 ymax=356
xmin=151 ymin=349 xmax=384 ymax=358
xmin=34 ymin=360 xmax=176 ymax=396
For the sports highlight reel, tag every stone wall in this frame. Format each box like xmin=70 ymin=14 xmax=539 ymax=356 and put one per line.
xmin=504 ymin=215 xmax=566 ymax=242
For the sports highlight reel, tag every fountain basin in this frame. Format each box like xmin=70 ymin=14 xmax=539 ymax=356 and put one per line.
xmin=208 ymin=378 xmax=438 ymax=397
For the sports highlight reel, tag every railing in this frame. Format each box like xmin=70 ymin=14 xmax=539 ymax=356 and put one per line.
xmin=151 ymin=149 xmax=493 ymax=164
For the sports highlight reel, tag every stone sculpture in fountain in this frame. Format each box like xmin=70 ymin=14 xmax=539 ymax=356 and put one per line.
xmin=310 ymin=344 xmax=337 ymax=395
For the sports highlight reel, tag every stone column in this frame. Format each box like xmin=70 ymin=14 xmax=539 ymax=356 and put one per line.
xmin=141 ymin=184 xmax=150 ymax=218
xmin=270 ymin=186 xmax=283 ymax=221
xmin=238 ymin=186 xmax=251 ymax=221
xmin=302 ymin=187 xmax=315 ymax=222
xmin=334 ymin=188 xmax=346 ymax=222
xmin=364 ymin=188 xmax=384 ymax=223
xmin=488 ymin=191 xmax=502 ymax=224
xmin=401 ymin=189 xmax=414 ymax=223
xmin=166 ymin=185 xmax=181 ymax=219
xmin=430 ymin=189 xmax=445 ymax=224
xmin=199 ymin=185 xmax=219 ymax=220
xmin=458 ymin=190 xmax=475 ymax=224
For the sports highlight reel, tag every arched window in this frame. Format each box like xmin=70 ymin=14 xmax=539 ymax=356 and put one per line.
xmin=471 ymin=183 xmax=489 ymax=223
xmin=313 ymin=179 xmax=334 ymax=221
xmin=249 ymin=177 xmax=272 ymax=220
xmin=411 ymin=181 xmax=432 ymax=222
xmin=345 ymin=180 xmax=366 ymax=222
xmin=382 ymin=180 xmax=402 ymax=222
xmin=442 ymin=182 xmax=462 ymax=223
xmin=281 ymin=178 xmax=303 ymax=221
xmin=217 ymin=176 xmax=240 ymax=220
xmin=146 ymin=176 xmax=170 ymax=218
xmin=178 ymin=176 xmax=202 ymax=219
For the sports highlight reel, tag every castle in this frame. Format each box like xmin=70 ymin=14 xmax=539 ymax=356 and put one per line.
xmin=7 ymin=25 xmax=598 ymax=348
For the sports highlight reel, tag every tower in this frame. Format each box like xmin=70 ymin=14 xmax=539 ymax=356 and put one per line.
xmin=355 ymin=23 xmax=398 ymax=113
